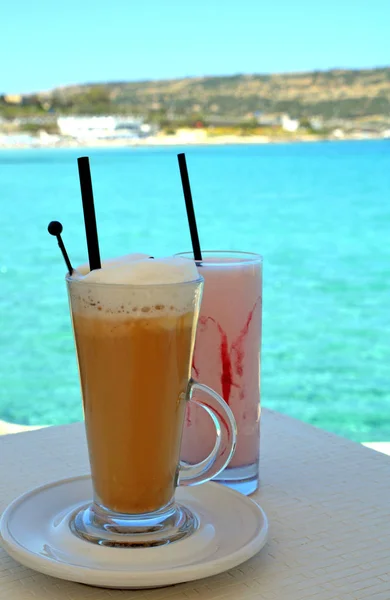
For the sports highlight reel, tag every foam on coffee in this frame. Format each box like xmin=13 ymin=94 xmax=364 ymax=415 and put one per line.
xmin=76 ymin=253 xmax=151 ymax=276
xmin=68 ymin=256 xmax=200 ymax=319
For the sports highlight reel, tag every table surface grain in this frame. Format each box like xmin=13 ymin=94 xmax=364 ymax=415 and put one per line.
xmin=1 ymin=409 xmax=389 ymax=600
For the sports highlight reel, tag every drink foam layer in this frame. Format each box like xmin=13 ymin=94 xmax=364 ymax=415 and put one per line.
xmin=68 ymin=256 xmax=201 ymax=319
xmin=76 ymin=253 xmax=151 ymax=276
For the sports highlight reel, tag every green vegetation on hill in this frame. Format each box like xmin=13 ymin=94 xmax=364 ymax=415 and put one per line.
xmin=1 ymin=67 xmax=390 ymax=126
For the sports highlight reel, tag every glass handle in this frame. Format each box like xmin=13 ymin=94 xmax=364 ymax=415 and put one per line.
xmin=178 ymin=379 xmax=237 ymax=486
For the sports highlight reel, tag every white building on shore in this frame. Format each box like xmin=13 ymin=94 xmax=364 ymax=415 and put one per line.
xmin=57 ymin=116 xmax=152 ymax=140
xmin=281 ymin=114 xmax=300 ymax=132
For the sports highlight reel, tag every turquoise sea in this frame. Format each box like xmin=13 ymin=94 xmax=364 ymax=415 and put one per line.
xmin=0 ymin=140 xmax=389 ymax=441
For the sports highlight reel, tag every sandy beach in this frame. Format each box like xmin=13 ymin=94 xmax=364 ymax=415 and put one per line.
xmin=0 ymin=128 xmax=382 ymax=150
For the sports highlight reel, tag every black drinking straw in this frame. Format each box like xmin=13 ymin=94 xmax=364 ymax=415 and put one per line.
xmin=77 ymin=157 xmax=101 ymax=271
xmin=47 ymin=221 xmax=74 ymax=274
xmin=177 ymin=153 xmax=202 ymax=262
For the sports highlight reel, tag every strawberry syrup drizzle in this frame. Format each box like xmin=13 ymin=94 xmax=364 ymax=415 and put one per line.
xmin=197 ymin=315 xmax=235 ymax=405
xmin=186 ymin=298 xmax=260 ymax=427
xmin=231 ymin=297 xmax=261 ymax=378
xmin=216 ymin=323 xmax=234 ymax=405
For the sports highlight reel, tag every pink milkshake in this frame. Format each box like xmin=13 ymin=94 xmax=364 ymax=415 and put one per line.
xmin=180 ymin=252 xmax=262 ymax=495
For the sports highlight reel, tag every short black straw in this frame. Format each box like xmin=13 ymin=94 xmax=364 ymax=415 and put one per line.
xmin=177 ymin=153 xmax=202 ymax=262
xmin=77 ymin=157 xmax=101 ymax=271
xmin=48 ymin=221 xmax=74 ymax=274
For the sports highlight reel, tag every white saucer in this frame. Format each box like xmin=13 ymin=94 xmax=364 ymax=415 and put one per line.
xmin=0 ymin=475 xmax=268 ymax=589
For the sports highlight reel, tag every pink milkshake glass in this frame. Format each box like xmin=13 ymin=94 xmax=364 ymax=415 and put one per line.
xmin=178 ymin=252 xmax=263 ymax=495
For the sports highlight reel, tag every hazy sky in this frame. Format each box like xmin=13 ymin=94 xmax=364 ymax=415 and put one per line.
xmin=1 ymin=0 xmax=389 ymax=93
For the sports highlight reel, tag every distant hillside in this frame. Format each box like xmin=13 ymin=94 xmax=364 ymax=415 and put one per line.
xmin=48 ymin=67 xmax=390 ymax=121
xmin=2 ymin=67 xmax=390 ymax=123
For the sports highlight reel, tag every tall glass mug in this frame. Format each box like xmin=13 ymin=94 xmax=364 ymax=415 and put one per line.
xmin=178 ymin=252 xmax=262 ymax=495
xmin=66 ymin=274 xmax=236 ymax=547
